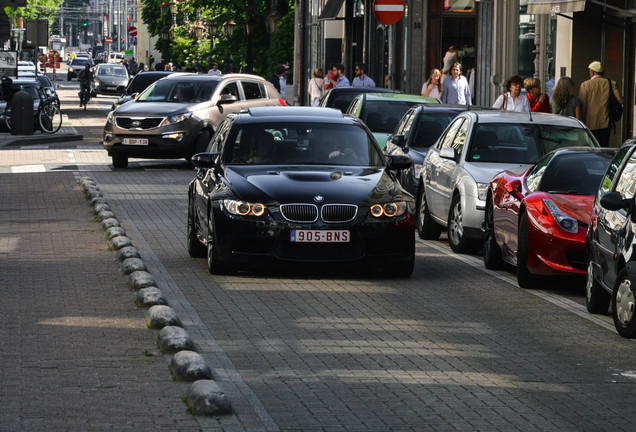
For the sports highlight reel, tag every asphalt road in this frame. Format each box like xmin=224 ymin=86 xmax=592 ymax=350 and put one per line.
xmin=3 ymin=73 xmax=636 ymax=431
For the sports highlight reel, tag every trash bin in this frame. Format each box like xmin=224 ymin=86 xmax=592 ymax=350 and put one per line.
xmin=11 ymin=90 xmax=34 ymax=135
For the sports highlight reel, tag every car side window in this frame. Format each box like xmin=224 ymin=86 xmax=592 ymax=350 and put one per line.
xmin=242 ymin=81 xmax=263 ymax=100
xmin=438 ymin=118 xmax=464 ymax=150
xmin=220 ymin=82 xmax=239 ymax=99
xmin=614 ymin=151 xmax=636 ymax=199
xmin=399 ymin=111 xmax=415 ymax=136
xmin=525 ymin=153 xmax=555 ymax=193
xmin=451 ymin=119 xmax=469 ymax=156
xmin=347 ymin=97 xmax=361 ymax=115
xmin=208 ymin=119 xmax=232 ymax=154
xmin=601 ymin=145 xmax=633 ymax=193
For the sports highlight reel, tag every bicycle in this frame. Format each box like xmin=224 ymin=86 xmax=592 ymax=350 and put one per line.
xmin=4 ymin=88 xmax=63 ymax=134
xmin=79 ymin=83 xmax=91 ymax=110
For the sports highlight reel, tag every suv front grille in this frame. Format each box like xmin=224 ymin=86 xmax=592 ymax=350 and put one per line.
xmin=116 ymin=117 xmax=164 ymax=130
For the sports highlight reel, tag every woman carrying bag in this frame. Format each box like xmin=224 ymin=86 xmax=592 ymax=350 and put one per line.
xmin=308 ymin=68 xmax=326 ymax=107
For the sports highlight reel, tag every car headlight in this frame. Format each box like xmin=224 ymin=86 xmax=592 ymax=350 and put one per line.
xmin=162 ymin=112 xmax=192 ymax=126
xmin=476 ymin=183 xmax=489 ymax=201
xmin=222 ymin=199 xmax=267 ymax=217
xmin=94 ymin=80 xmax=101 ymax=87
xmin=369 ymin=201 xmax=407 ymax=218
xmin=69 ymin=67 xmax=74 ymax=72
xmin=106 ymin=111 xmax=114 ymax=124
xmin=413 ymin=163 xmax=424 ymax=179
xmin=542 ymin=198 xmax=578 ymax=233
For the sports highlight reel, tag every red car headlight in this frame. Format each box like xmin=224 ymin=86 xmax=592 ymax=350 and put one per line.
xmin=542 ymin=198 xmax=578 ymax=233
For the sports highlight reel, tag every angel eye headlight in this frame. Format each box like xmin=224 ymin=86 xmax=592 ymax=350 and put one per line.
xmin=162 ymin=112 xmax=192 ymax=126
xmin=223 ymin=199 xmax=267 ymax=217
xmin=370 ymin=201 xmax=407 ymax=218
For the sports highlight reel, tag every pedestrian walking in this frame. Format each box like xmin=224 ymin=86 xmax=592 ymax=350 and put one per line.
xmin=421 ymin=68 xmax=442 ymax=99
xmin=442 ymin=63 xmax=471 ymax=105
xmin=524 ymin=77 xmax=551 ymax=113
xmin=441 ymin=45 xmax=459 ymax=82
xmin=492 ymin=75 xmax=530 ymax=111
xmin=352 ymin=63 xmax=375 ymax=87
xmin=579 ymin=60 xmax=623 ymax=147
xmin=267 ymin=64 xmax=287 ymax=94
xmin=550 ymin=76 xmax=582 ymax=120
xmin=155 ymin=58 xmax=166 ymax=71
xmin=128 ymin=57 xmax=139 ymax=75
xmin=308 ymin=68 xmax=326 ymax=106
xmin=331 ymin=63 xmax=350 ymax=87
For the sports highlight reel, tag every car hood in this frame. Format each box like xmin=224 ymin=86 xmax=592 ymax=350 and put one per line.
xmin=224 ymin=165 xmax=408 ymax=204
xmin=114 ymin=101 xmax=199 ymax=116
xmin=463 ymin=162 xmax=530 ymax=184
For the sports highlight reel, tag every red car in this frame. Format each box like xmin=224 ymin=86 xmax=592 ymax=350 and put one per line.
xmin=483 ymin=147 xmax=615 ymax=288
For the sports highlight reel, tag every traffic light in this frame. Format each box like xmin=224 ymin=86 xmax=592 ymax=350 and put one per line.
xmin=83 ymin=21 xmax=88 ymax=27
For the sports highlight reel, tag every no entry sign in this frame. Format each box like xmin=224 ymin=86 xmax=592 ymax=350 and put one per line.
xmin=373 ymin=0 xmax=405 ymax=25
xmin=105 ymin=36 xmax=113 ymax=44
xmin=128 ymin=26 xmax=137 ymax=37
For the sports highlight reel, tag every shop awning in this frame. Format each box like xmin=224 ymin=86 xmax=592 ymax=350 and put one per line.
xmin=527 ymin=0 xmax=586 ymax=14
xmin=318 ymin=0 xmax=345 ymax=20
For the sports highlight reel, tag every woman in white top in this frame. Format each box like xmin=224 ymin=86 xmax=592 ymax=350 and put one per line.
xmin=492 ymin=75 xmax=530 ymax=112
xmin=441 ymin=46 xmax=459 ymax=81
xmin=421 ymin=69 xmax=443 ymax=99
xmin=308 ymin=68 xmax=326 ymax=106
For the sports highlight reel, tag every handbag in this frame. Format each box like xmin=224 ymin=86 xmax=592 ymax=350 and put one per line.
xmin=607 ymin=78 xmax=623 ymax=124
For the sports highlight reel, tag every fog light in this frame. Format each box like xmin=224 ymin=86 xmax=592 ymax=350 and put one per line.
xmin=162 ymin=132 xmax=184 ymax=141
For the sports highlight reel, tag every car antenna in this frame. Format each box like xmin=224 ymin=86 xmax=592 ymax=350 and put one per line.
xmin=529 ymin=108 xmax=533 ymax=122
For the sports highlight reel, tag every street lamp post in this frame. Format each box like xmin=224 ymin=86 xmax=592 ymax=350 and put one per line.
xmin=223 ymin=13 xmax=235 ymax=74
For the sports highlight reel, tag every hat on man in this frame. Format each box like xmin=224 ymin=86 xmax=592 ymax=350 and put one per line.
xmin=588 ymin=61 xmax=603 ymax=73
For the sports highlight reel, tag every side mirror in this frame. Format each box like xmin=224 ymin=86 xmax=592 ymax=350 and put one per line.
xmin=439 ymin=147 xmax=456 ymax=160
xmin=386 ymin=154 xmax=412 ymax=171
xmin=191 ymin=152 xmax=220 ymax=169
xmin=505 ymin=179 xmax=523 ymax=200
xmin=600 ymin=191 xmax=631 ymax=211
xmin=391 ymin=134 xmax=405 ymax=147
xmin=217 ymin=94 xmax=237 ymax=106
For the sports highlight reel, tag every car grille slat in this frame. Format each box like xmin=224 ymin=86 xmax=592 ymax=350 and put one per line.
xmin=116 ymin=117 xmax=164 ymax=130
xmin=321 ymin=204 xmax=358 ymax=223
xmin=280 ymin=204 xmax=318 ymax=223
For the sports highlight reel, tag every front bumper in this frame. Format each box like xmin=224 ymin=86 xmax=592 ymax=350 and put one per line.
xmin=213 ymin=208 xmax=416 ymax=265
xmin=103 ymin=116 xmax=202 ymax=159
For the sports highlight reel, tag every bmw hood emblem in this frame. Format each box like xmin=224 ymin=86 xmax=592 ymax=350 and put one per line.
xmin=314 ymin=195 xmax=324 ymax=203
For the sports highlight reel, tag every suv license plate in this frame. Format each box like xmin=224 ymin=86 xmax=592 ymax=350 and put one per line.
xmin=290 ymin=230 xmax=350 ymax=243
xmin=122 ymin=138 xmax=148 ymax=145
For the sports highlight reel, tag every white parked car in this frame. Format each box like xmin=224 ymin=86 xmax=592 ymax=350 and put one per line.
xmin=416 ymin=110 xmax=599 ymax=253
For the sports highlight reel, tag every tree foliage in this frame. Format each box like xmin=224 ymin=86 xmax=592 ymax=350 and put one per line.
xmin=5 ymin=0 xmax=66 ymax=27
xmin=139 ymin=0 xmax=294 ymax=77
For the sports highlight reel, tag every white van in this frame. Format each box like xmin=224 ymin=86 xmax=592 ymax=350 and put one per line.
xmin=107 ymin=52 xmax=133 ymax=64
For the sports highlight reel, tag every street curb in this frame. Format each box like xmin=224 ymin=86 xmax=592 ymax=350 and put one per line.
xmin=0 ymin=133 xmax=83 ymax=147
xmin=76 ymin=175 xmax=233 ymax=417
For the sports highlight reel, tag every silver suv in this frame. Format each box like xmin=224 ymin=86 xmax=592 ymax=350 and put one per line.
xmin=103 ymin=73 xmax=284 ymax=168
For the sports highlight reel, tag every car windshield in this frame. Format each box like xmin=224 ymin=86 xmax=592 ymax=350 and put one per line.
xmin=72 ymin=59 xmax=90 ymax=66
xmin=412 ymin=112 xmax=460 ymax=148
xmin=37 ymin=75 xmax=52 ymax=87
xmin=225 ymin=122 xmax=384 ymax=167
xmin=137 ymin=79 xmax=217 ymax=103
xmin=129 ymin=74 xmax=165 ymax=94
xmin=362 ymin=101 xmax=425 ymax=134
xmin=532 ymin=152 xmax=615 ymax=195
xmin=98 ymin=66 xmax=127 ymax=77
xmin=467 ymin=123 xmax=597 ymax=164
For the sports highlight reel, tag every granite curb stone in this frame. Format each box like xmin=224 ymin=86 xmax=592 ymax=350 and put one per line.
xmin=115 ymin=246 xmax=141 ymax=262
xmin=104 ymin=226 xmax=126 ymax=240
xmin=147 ymin=305 xmax=182 ymax=329
xmin=97 ymin=210 xmax=116 ymax=222
xmin=120 ymin=257 xmax=147 ymax=275
xmin=100 ymin=217 xmax=120 ymax=231
xmin=127 ymin=270 xmax=156 ymax=291
xmin=135 ymin=287 xmax=168 ymax=308
xmin=109 ymin=235 xmax=133 ymax=251
xmin=186 ymin=380 xmax=232 ymax=416
xmin=157 ymin=326 xmax=197 ymax=354
xmin=170 ymin=351 xmax=213 ymax=382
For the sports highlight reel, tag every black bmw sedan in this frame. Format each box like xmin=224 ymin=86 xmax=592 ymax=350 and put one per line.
xmin=187 ymin=106 xmax=416 ymax=276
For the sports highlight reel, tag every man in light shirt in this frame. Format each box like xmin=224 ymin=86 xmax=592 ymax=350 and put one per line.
xmin=442 ymin=63 xmax=471 ymax=105
xmin=352 ymin=63 xmax=375 ymax=88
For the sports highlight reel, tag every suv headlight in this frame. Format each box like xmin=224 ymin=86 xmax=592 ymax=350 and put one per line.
xmin=369 ymin=201 xmax=407 ymax=218
xmin=106 ymin=111 xmax=114 ymax=124
xmin=162 ymin=112 xmax=192 ymax=126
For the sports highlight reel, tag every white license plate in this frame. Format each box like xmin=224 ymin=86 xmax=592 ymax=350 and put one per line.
xmin=290 ymin=230 xmax=350 ymax=243
xmin=122 ymin=138 xmax=148 ymax=145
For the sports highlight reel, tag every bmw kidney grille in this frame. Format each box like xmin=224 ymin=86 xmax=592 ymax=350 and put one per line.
xmin=280 ymin=203 xmax=358 ymax=223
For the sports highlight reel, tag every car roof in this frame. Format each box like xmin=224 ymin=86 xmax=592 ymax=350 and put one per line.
xmin=325 ymin=87 xmax=401 ymax=95
xmin=357 ymin=93 xmax=440 ymax=103
xmin=461 ymin=110 xmax=587 ymax=127
xmin=548 ymin=147 xmax=617 ymax=157
xmin=234 ymin=106 xmax=354 ymax=125
xmin=12 ymin=78 xmax=39 ymax=84
xmin=162 ymin=73 xmax=216 ymax=81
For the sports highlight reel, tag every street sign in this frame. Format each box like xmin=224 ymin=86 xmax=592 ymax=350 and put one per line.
xmin=373 ymin=0 xmax=405 ymax=25
xmin=105 ymin=36 xmax=112 ymax=44
xmin=128 ymin=26 xmax=137 ymax=37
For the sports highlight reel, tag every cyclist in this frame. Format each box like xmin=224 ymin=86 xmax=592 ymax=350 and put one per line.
xmin=78 ymin=64 xmax=93 ymax=107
